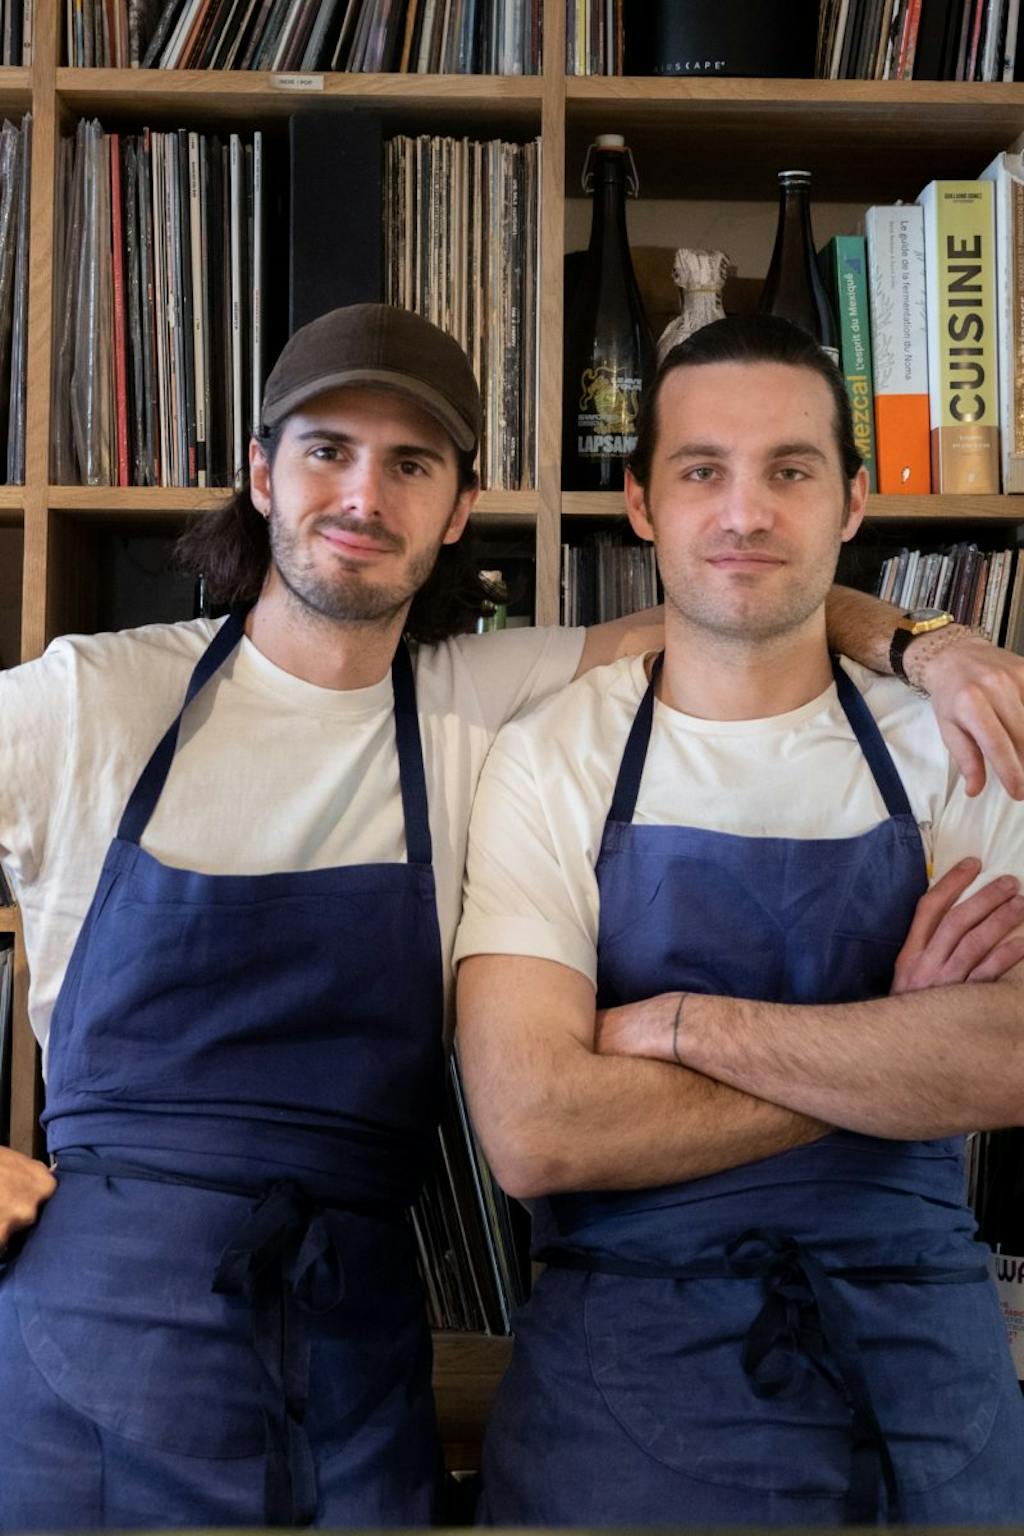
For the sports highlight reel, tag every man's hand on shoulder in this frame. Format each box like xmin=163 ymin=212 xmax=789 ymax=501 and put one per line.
xmin=0 ymin=1147 xmax=56 ymax=1248
xmin=906 ymin=628 xmax=1024 ymax=801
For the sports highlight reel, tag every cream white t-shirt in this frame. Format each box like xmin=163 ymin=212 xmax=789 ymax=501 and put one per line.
xmin=0 ymin=617 xmax=585 ymax=1062
xmin=455 ymin=653 xmax=1024 ymax=984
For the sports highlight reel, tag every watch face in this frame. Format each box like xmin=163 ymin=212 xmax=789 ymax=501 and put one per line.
xmin=905 ymin=607 xmax=951 ymax=622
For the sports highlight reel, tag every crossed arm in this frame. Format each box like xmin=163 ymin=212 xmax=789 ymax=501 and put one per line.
xmin=457 ymin=862 xmax=1024 ymax=1200
xmin=596 ymin=968 xmax=1024 ymax=1142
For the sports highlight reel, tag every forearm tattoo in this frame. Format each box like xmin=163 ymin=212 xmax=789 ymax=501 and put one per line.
xmin=671 ymin=993 xmax=688 ymax=1067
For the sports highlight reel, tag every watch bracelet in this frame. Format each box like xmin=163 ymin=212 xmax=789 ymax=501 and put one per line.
xmin=899 ymin=622 xmax=976 ymax=694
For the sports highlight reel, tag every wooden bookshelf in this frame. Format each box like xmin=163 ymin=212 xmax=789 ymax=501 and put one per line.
xmin=433 ymin=1331 xmax=514 ymax=1467
xmin=6 ymin=0 xmax=1024 ymax=1468
xmin=54 ymin=67 xmax=545 ymax=127
xmin=46 ymin=484 xmax=541 ymax=522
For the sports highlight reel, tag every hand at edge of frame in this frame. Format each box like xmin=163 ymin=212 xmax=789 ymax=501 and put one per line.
xmin=0 ymin=1146 xmax=56 ymax=1249
xmin=891 ymin=857 xmax=1024 ymax=994
xmin=907 ymin=629 xmax=1024 ymax=801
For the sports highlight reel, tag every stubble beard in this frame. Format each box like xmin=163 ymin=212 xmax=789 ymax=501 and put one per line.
xmin=268 ymin=508 xmax=445 ymax=628
xmin=664 ymin=558 xmax=837 ymax=644
xmin=659 ymin=529 xmax=843 ymax=646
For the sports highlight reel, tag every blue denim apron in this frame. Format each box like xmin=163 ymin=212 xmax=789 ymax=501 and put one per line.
xmin=480 ymin=657 xmax=1024 ymax=1527
xmin=0 ymin=611 xmax=446 ymax=1529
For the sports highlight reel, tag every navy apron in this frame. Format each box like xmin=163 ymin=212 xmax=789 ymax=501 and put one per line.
xmin=0 ymin=610 xmax=447 ymax=1529
xmin=480 ymin=657 xmax=1024 ymax=1527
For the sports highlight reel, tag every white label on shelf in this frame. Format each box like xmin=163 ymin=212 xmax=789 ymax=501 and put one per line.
xmin=270 ymin=74 xmax=325 ymax=92
xmin=991 ymin=1250 xmax=1024 ymax=1381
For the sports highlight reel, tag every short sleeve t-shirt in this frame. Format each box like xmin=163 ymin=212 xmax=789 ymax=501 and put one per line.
xmin=455 ymin=654 xmax=1024 ymax=984
xmin=0 ymin=617 xmax=585 ymax=1060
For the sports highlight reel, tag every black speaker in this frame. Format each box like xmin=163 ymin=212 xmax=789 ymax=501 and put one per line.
xmin=624 ymin=0 xmax=819 ymax=78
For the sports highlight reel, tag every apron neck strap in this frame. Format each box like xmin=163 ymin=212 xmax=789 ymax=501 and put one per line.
xmin=117 ymin=616 xmax=434 ymax=865
xmin=606 ymin=652 xmax=914 ymax=827
xmin=117 ymin=608 xmax=248 ymax=844
xmin=830 ymin=656 xmax=914 ymax=819
xmin=390 ymin=638 xmax=433 ymax=867
xmin=606 ymin=653 xmax=662 ymax=825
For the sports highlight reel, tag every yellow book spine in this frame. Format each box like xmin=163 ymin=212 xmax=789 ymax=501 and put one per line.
xmin=922 ymin=179 xmax=1000 ymax=493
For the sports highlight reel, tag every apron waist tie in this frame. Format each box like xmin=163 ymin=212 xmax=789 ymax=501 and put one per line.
xmin=538 ymin=1226 xmax=988 ymax=1526
xmin=56 ymin=1152 xmax=400 ymax=1527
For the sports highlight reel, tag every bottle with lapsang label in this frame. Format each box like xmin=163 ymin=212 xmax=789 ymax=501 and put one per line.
xmin=562 ymin=134 xmax=655 ymax=492
xmin=973 ymin=1128 xmax=1024 ymax=1390
xmin=758 ymin=169 xmax=839 ymax=366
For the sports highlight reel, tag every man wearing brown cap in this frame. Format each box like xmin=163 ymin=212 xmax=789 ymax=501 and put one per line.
xmin=0 ymin=302 xmax=1023 ymax=1530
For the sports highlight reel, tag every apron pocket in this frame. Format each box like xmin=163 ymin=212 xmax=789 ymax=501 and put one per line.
xmin=584 ymin=1273 xmax=853 ymax=1495
xmin=583 ymin=1267 xmax=1002 ymax=1497
xmin=12 ymin=1175 xmax=270 ymax=1457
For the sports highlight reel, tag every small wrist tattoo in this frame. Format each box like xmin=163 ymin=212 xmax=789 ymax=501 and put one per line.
xmin=671 ymin=993 xmax=688 ymax=1067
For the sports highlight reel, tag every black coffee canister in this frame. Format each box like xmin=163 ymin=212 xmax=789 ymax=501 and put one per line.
xmin=624 ymin=0 xmax=820 ymax=78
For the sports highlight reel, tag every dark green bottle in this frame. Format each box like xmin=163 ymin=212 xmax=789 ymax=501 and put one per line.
xmin=758 ymin=169 xmax=839 ymax=365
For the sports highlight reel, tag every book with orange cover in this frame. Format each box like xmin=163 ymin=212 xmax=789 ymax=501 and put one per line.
xmin=865 ymin=203 xmax=931 ymax=493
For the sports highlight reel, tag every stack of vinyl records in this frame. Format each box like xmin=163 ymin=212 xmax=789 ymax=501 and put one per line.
xmin=411 ymin=1056 xmax=529 ymax=1334
xmin=566 ymin=0 xmax=621 ymax=73
xmin=52 ymin=119 xmax=265 ymax=489
xmin=385 ymin=133 xmax=540 ymax=492
xmin=0 ymin=0 xmax=30 ymax=61
xmin=0 ymin=117 xmax=29 ymax=487
xmin=68 ymin=0 xmax=541 ymax=71
xmin=561 ymin=530 xmax=659 ymax=626
xmin=818 ymin=0 xmax=1022 ymax=80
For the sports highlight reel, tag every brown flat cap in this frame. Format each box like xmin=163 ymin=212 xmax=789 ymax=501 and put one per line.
xmin=260 ymin=303 xmax=481 ymax=454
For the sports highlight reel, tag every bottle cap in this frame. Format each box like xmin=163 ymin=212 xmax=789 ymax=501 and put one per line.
xmin=583 ymin=136 xmax=639 ymax=196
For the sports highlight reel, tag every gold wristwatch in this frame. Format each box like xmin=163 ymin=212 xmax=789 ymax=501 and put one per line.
xmin=889 ymin=607 xmax=955 ymax=682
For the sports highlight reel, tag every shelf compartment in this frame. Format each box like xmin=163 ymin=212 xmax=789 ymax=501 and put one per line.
xmin=565 ymin=78 xmax=1024 ymax=202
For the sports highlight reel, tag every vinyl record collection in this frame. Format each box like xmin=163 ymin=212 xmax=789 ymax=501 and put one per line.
xmin=0 ymin=117 xmax=29 ymax=488
xmin=0 ymin=0 xmax=30 ymax=62
xmin=561 ymin=529 xmax=658 ymax=625
xmin=875 ymin=542 xmax=1024 ymax=648
xmin=565 ymin=0 xmax=621 ymax=72
xmin=818 ymin=0 xmax=1023 ymax=80
xmin=385 ymin=133 xmax=540 ymax=492
xmin=572 ymin=0 xmax=1023 ymax=77
xmin=66 ymin=0 xmax=541 ymax=71
xmin=51 ymin=119 xmax=264 ymax=488
xmin=412 ymin=1057 xmax=529 ymax=1333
